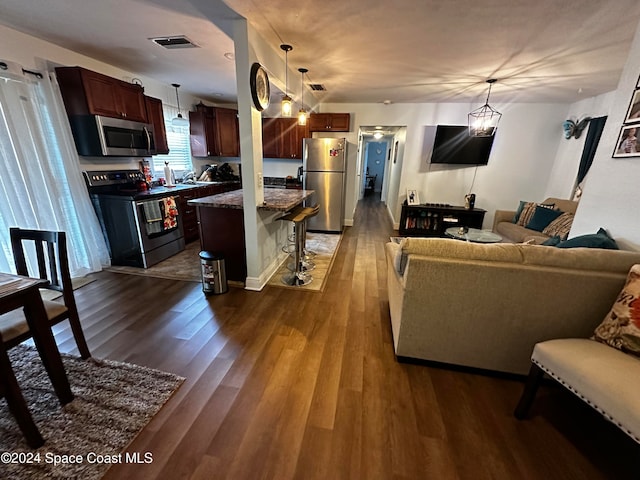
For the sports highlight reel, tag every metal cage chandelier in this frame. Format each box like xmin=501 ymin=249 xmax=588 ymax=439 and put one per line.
xmin=468 ymin=79 xmax=501 ymax=137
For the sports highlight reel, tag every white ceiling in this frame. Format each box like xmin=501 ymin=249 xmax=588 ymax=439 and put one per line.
xmin=1 ymin=0 xmax=640 ymax=105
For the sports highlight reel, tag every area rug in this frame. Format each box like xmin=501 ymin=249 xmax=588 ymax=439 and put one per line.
xmin=266 ymin=232 xmax=342 ymax=292
xmin=0 ymin=344 xmax=184 ymax=480
xmin=104 ymin=241 xmax=201 ymax=282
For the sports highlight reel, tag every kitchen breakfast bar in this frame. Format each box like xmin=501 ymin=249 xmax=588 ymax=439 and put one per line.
xmin=188 ymin=188 xmax=314 ymax=283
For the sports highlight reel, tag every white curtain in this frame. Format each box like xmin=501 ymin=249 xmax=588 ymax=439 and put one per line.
xmin=0 ymin=65 xmax=109 ymax=276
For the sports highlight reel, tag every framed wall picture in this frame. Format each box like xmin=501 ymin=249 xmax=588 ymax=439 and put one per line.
xmin=613 ymin=124 xmax=640 ymax=157
xmin=624 ymin=88 xmax=640 ymax=124
xmin=407 ymin=189 xmax=420 ymax=205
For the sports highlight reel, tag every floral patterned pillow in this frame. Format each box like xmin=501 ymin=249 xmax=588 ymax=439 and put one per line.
xmin=592 ymin=264 xmax=640 ymax=357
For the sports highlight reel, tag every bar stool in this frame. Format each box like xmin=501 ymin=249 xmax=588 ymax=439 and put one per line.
xmin=279 ymin=206 xmax=315 ymax=286
xmin=300 ymin=204 xmax=320 ymax=259
xmin=286 ymin=204 xmax=320 ymax=273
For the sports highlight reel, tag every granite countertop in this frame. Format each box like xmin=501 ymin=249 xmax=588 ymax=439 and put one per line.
xmin=188 ymin=188 xmax=314 ymax=212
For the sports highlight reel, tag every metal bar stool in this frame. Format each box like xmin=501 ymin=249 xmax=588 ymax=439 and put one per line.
xmin=278 ymin=206 xmax=314 ymax=286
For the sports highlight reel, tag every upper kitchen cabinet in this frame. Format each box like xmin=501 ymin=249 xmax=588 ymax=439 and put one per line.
xmin=308 ymin=113 xmax=351 ymax=132
xmin=55 ymin=66 xmax=148 ymax=123
xmin=262 ymin=118 xmax=309 ymax=159
xmin=189 ymin=103 xmax=240 ymax=157
xmin=144 ymin=96 xmax=169 ymax=155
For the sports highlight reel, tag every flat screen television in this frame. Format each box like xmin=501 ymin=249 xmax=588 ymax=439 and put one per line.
xmin=430 ymin=125 xmax=495 ymax=165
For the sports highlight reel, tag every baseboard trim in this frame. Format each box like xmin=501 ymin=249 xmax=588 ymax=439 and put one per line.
xmin=244 ymin=250 xmax=289 ymax=291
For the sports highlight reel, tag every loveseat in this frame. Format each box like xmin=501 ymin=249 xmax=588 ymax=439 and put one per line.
xmin=385 ymin=237 xmax=640 ymax=374
xmin=493 ymin=197 xmax=578 ymax=243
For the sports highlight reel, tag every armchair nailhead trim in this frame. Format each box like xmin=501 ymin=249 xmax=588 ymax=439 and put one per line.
xmin=532 ymin=359 xmax=640 ymax=445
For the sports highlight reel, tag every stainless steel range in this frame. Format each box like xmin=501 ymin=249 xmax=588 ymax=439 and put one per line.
xmin=84 ymin=170 xmax=185 ymax=268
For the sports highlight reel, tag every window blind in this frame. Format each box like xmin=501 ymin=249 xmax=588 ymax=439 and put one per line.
xmin=152 ymin=104 xmax=193 ymax=176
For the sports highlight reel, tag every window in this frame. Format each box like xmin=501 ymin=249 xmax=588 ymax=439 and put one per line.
xmin=152 ymin=104 xmax=193 ymax=177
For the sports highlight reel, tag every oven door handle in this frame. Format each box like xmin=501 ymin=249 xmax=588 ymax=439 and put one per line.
xmin=136 ymin=196 xmax=180 ymax=207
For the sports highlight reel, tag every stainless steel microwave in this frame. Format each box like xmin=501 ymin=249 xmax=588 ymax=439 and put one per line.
xmin=68 ymin=115 xmax=156 ymax=157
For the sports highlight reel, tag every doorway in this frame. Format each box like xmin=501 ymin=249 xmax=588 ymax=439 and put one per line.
xmin=363 ymin=140 xmax=387 ymax=197
xmin=357 ymin=126 xmax=403 ymax=205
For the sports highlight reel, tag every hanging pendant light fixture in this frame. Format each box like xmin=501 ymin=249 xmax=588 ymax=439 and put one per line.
xmin=298 ymin=68 xmax=308 ymax=126
xmin=171 ymin=83 xmax=189 ymax=126
xmin=280 ymin=44 xmax=293 ymax=117
xmin=468 ymin=78 xmax=501 ymax=137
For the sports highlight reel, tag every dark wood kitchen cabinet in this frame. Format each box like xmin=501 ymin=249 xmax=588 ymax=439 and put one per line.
xmin=178 ymin=182 xmax=241 ymax=243
xmin=262 ymin=117 xmax=309 ymax=159
xmin=308 ymin=113 xmax=350 ymax=132
xmin=56 ymin=66 xmax=148 ymax=123
xmin=144 ymin=95 xmax=169 ymax=155
xmin=189 ymin=103 xmax=240 ymax=157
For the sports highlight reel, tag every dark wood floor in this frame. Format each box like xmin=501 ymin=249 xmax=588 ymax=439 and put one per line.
xmin=53 ymin=194 xmax=638 ymax=479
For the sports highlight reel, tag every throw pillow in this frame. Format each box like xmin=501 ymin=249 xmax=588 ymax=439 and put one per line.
xmin=525 ymin=205 xmax=563 ymax=232
xmin=541 ymin=235 xmax=561 ymax=246
xmin=556 ymin=227 xmax=619 ymax=250
xmin=592 ymin=264 xmax=640 ymax=357
xmin=512 ymin=201 xmax=528 ymax=223
xmin=516 ymin=202 xmax=555 ymax=227
xmin=542 ymin=212 xmax=574 ymax=240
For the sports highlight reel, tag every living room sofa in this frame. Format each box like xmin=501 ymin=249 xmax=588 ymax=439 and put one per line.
xmin=493 ymin=197 xmax=578 ymax=243
xmin=385 ymin=237 xmax=640 ymax=374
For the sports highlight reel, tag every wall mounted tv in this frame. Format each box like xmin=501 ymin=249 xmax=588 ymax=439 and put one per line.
xmin=430 ymin=125 xmax=495 ymax=165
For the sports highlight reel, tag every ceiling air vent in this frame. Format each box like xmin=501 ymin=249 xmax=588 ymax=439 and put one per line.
xmin=150 ymin=36 xmax=199 ymax=49
xmin=309 ymin=84 xmax=326 ymax=91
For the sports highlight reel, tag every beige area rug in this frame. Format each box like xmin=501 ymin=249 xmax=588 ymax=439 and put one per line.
xmin=0 ymin=344 xmax=184 ymax=480
xmin=105 ymin=241 xmax=202 ymax=282
xmin=267 ymin=232 xmax=342 ymax=292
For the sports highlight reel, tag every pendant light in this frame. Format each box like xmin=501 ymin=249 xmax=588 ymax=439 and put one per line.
xmin=280 ymin=44 xmax=293 ymax=117
xmin=171 ymin=83 xmax=189 ymax=127
xmin=298 ymin=68 xmax=308 ymax=126
xmin=468 ymin=78 xmax=501 ymax=137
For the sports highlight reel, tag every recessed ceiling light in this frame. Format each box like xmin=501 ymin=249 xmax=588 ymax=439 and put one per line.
xmin=224 ymin=52 xmax=235 ymax=60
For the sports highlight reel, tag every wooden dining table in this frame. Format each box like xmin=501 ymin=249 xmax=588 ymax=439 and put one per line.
xmin=0 ymin=273 xmax=73 ymax=405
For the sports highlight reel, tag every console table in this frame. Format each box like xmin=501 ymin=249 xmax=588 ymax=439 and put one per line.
xmin=399 ymin=203 xmax=486 ymax=237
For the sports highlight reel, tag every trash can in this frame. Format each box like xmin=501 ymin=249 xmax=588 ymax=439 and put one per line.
xmin=199 ymin=251 xmax=228 ymax=295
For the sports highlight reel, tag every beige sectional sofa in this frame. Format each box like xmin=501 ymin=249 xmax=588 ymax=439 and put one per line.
xmin=385 ymin=237 xmax=640 ymax=374
xmin=493 ymin=197 xmax=578 ymax=244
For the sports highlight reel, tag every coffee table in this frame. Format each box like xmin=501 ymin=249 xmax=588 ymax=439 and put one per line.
xmin=445 ymin=227 xmax=502 ymax=243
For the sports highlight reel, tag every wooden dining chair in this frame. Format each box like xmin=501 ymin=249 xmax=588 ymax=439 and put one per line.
xmin=0 ymin=335 xmax=44 ymax=447
xmin=0 ymin=228 xmax=91 ymax=359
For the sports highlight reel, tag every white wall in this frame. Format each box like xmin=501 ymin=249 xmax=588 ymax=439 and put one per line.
xmin=544 ymin=91 xmax=615 ymax=199
xmin=571 ymin=18 xmax=640 ymax=250
xmin=322 ymin=101 xmax=569 ymax=229
xmin=385 ymin=129 xmax=407 ymax=228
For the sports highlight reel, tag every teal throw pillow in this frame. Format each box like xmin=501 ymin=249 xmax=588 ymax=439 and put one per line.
xmin=541 ymin=235 xmax=562 ymax=246
xmin=556 ymin=228 xmax=619 ymax=250
xmin=526 ymin=206 xmax=563 ymax=232
xmin=512 ymin=201 xmax=555 ymax=223
xmin=512 ymin=201 xmax=528 ymax=223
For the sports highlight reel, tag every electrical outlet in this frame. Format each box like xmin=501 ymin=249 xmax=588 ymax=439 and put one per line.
xmin=257 ymin=172 xmax=263 ymax=187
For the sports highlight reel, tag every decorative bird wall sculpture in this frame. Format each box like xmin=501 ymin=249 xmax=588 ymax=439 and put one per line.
xmin=563 ymin=117 xmax=591 ymax=139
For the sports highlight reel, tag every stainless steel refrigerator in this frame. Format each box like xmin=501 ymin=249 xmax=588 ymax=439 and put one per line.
xmin=302 ymin=138 xmax=347 ymax=232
